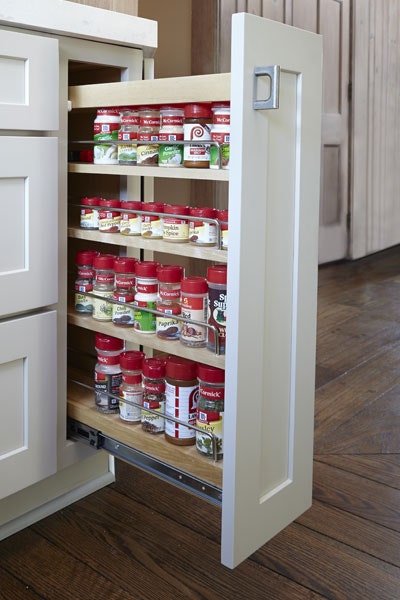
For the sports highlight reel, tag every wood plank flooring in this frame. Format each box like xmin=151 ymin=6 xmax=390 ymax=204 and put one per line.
xmin=1 ymin=246 xmax=400 ymax=599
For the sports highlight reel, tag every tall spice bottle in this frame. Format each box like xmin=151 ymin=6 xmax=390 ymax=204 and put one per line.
xmin=165 ymin=355 xmax=198 ymax=446
xmin=119 ymin=350 xmax=145 ymax=423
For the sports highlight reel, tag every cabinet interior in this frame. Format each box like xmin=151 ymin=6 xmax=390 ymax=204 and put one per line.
xmin=66 ymin=61 xmax=230 ymax=492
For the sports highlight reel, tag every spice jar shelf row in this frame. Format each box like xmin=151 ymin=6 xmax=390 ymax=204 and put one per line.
xmin=68 ymin=225 xmax=228 ymax=263
xmin=68 ymin=306 xmax=226 ymax=370
xmin=68 ymin=161 xmax=229 ymax=181
xmin=67 ymin=370 xmax=223 ymax=490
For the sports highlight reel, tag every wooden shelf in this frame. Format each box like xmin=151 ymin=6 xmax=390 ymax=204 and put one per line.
xmin=68 ymin=161 xmax=229 ymax=181
xmin=68 ymin=225 xmax=228 ymax=263
xmin=68 ymin=307 xmax=226 ymax=370
xmin=67 ymin=372 xmax=223 ymax=490
xmin=68 ymin=73 xmax=231 ymax=110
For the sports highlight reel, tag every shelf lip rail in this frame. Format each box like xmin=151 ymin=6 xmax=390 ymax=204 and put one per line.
xmin=67 ymin=417 xmax=223 ymax=506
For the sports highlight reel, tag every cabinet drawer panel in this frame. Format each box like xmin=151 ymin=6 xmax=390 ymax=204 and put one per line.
xmin=0 ymin=137 xmax=58 ymax=317
xmin=0 ymin=311 xmax=57 ymax=500
xmin=0 ymin=28 xmax=58 ymax=131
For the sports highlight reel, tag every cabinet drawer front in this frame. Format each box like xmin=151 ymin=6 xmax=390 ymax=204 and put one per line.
xmin=0 ymin=311 xmax=57 ymax=500
xmin=0 ymin=137 xmax=58 ymax=317
xmin=0 ymin=28 xmax=58 ymax=131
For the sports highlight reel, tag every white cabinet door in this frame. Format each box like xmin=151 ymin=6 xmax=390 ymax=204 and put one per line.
xmin=222 ymin=14 xmax=322 ymax=568
xmin=0 ymin=137 xmax=58 ymax=317
xmin=0 ymin=28 xmax=58 ymax=131
xmin=0 ymin=311 xmax=57 ymax=499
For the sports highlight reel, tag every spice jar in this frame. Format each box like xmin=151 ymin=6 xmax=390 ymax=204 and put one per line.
xmin=217 ymin=209 xmax=229 ymax=250
xmin=207 ymin=264 xmax=227 ymax=354
xmin=158 ymin=106 xmax=184 ymax=167
xmin=119 ymin=350 xmax=145 ymax=422
xmin=94 ymin=333 xmax=124 ymax=413
xmin=74 ymin=249 xmax=99 ymax=314
xmin=162 ymin=204 xmax=190 ymax=243
xmin=189 ymin=207 xmax=218 ymax=246
xmin=98 ymin=198 xmax=121 ymax=233
xmin=92 ymin=253 xmax=115 ymax=321
xmin=93 ymin=107 xmax=120 ymax=164
xmin=136 ymin=107 xmax=160 ymax=166
xmin=210 ymin=103 xmax=230 ymax=169
xmin=156 ymin=264 xmax=184 ymax=341
xmin=134 ymin=260 xmax=159 ymax=333
xmin=111 ymin=257 xmax=137 ymax=327
xmin=140 ymin=202 xmax=164 ymax=239
xmin=165 ymin=355 xmax=198 ymax=445
xmin=120 ymin=200 xmax=142 ymax=236
xmin=80 ymin=196 xmax=100 ymax=230
xmin=142 ymin=357 xmax=166 ymax=434
xmin=183 ymin=103 xmax=212 ymax=168
xmin=180 ymin=276 xmax=208 ymax=347
xmin=118 ymin=107 xmax=139 ymax=165
xmin=196 ymin=364 xmax=225 ymax=458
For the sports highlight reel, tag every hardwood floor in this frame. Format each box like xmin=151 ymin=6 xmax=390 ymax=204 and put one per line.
xmin=1 ymin=246 xmax=400 ymax=599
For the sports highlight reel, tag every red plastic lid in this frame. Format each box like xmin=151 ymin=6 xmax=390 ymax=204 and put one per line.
xmin=95 ymin=333 xmax=124 ymax=352
xmin=113 ymin=256 xmax=137 ymax=273
xmin=165 ymin=355 xmax=197 ymax=381
xmin=120 ymin=350 xmax=145 ymax=371
xmin=163 ymin=204 xmax=190 ymax=216
xmin=143 ymin=202 xmax=164 ymax=213
xmin=207 ymin=264 xmax=227 ymax=284
xmin=190 ymin=207 xmax=217 ymax=218
xmin=135 ymin=260 xmax=159 ymax=278
xmin=75 ymin=250 xmax=99 ymax=266
xmin=157 ymin=264 xmax=184 ymax=283
xmin=121 ymin=201 xmax=142 ymax=211
xmin=142 ymin=357 xmax=166 ymax=378
xmin=93 ymin=254 xmax=116 ymax=270
xmin=81 ymin=196 xmax=102 ymax=206
xmin=197 ymin=363 xmax=225 ymax=384
xmin=181 ymin=276 xmax=208 ymax=294
xmin=99 ymin=198 xmax=121 ymax=208
xmin=184 ymin=103 xmax=212 ymax=119
xmin=217 ymin=209 xmax=229 ymax=222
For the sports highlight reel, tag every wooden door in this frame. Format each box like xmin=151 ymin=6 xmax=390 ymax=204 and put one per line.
xmin=222 ymin=13 xmax=322 ymax=568
xmin=193 ymin=0 xmax=350 ymax=264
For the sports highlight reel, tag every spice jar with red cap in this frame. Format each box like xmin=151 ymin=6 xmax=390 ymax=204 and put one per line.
xmin=196 ymin=364 xmax=225 ymax=458
xmin=98 ymin=198 xmax=121 ymax=233
xmin=134 ymin=260 xmax=159 ymax=333
xmin=142 ymin=357 xmax=167 ymax=434
xmin=119 ymin=350 xmax=145 ymax=422
xmin=164 ymin=355 xmax=198 ymax=445
xmin=189 ymin=206 xmax=218 ymax=246
xmin=140 ymin=202 xmax=164 ymax=239
xmin=94 ymin=333 xmax=124 ymax=413
xmin=156 ymin=264 xmax=184 ymax=341
xmin=180 ymin=276 xmax=208 ymax=347
xmin=183 ymin=103 xmax=212 ymax=168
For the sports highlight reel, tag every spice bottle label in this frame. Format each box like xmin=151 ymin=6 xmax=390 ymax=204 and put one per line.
xmin=92 ymin=290 xmax=113 ymax=321
xmin=119 ymin=389 xmax=143 ymax=422
xmin=165 ymin=383 xmax=198 ymax=440
xmin=94 ymin=371 xmax=121 ymax=412
xmin=207 ymin=288 xmax=227 ymax=352
xmin=141 ymin=399 xmax=165 ymax=433
xmin=180 ymin=296 xmax=207 ymax=345
xmin=196 ymin=412 xmax=224 ymax=456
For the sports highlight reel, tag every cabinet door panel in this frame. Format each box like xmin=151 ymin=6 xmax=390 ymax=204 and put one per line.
xmin=0 ymin=28 xmax=58 ymax=131
xmin=0 ymin=311 xmax=57 ymax=499
xmin=222 ymin=14 xmax=322 ymax=568
xmin=0 ymin=137 xmax=58 ymax=317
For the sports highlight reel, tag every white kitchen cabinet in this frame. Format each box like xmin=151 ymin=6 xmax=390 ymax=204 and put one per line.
xmin=0 ymin=3 xmax=322 ymax=571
